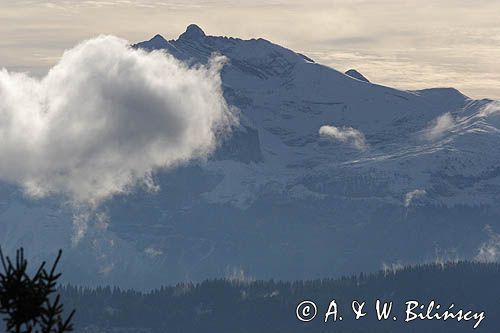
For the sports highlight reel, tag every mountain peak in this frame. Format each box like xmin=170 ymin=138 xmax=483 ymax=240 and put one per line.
xmin=179 ymin=24 xmax=206 ymax=40
xmin=135 ymin=33 xmax=172 ymax=50
xmin=345 ymin=69 xmax=370 ymax=83
xmin=151 ymin=34 xmax=166 ymax=41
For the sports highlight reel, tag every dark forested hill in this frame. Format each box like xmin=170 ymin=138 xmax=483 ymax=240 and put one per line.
xmin=62 ymin=261 xmax=500 ymax=332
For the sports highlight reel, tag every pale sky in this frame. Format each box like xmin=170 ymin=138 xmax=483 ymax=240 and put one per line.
xmin=0 ymin=0 xmax=499 ymax=100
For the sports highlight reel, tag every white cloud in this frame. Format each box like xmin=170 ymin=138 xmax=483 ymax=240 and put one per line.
xmin=144 ymin=246 xmax=163 ymax=258
xmin=0 ymin=35 xmax=236 ymax=205
xmin=403 ymin=189 xmax=426 ymax=207
xmin=382 ymin=262 xmax=404 ymax=275
xmin=319 ymin=125 xmax=367 ymax=150
xmin=423 ymin=112 xmax=455 ymax=140
xmin=225 ymin=266 xmax=254 ymax=284
xmin=479 ymin=101 xmax=500 ymax=117
xmin=476 ymin=225 xmax=500 ymax=263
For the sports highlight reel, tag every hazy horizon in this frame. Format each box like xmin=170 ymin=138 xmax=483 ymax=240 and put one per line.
xmin=0 ymin=0 xmax=499 ymax=100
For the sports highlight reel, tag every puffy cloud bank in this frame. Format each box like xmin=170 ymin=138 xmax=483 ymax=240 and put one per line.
xmin=319 ymin=125 xmax=367 ymax=150
xmin=0 ymin=35 xmax=236 ymax=205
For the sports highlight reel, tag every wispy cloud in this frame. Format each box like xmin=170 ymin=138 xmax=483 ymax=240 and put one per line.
xmin=225 ymin=266 xmax=255 ymax=284
xmin=476 ymin=225 xmax=500 ymax=263
xmin=480 ymin=101 xmax=500 ymax=117
xmin=144 ymin=246 xmax=163 ymax=258
xmin=404 ymin=189 xmax=426 ymax=207
xmin=423 ymin=112 xmax=455 ymax=141
xmin=319 ymin=125 xmax=367 ymax=150
xmin=382 ymin=261 xmax=404 ymax=275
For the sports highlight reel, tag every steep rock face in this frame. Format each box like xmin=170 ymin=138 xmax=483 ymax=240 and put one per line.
xmin=2 ymin=25 xmax=500 ymax=289
xmin=214 ymin=124 xmax=263 ymax=163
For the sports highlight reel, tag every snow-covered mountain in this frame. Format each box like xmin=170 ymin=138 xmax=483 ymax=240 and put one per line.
xmin=2 ymin=24 xmax=500 ymax=289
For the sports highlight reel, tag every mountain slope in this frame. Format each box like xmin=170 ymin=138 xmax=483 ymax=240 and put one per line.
xmin=1 ymin=25 xmax=500 ymax=288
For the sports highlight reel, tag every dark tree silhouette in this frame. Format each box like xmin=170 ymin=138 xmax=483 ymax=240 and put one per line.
xmin=0 ymin=247 xmax=75 ymax=333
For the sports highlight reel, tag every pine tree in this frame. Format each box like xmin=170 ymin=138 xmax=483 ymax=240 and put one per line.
xmin=0 ymin=247 xmax=75 ymax=333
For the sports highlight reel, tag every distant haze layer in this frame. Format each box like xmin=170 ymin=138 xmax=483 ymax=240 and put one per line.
xmin=0 ymin=0 xmax=499 ymax=100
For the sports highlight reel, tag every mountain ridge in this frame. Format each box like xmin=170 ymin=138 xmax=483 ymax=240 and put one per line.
xmin=1 ymin=25 xmax=499 ymax=289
